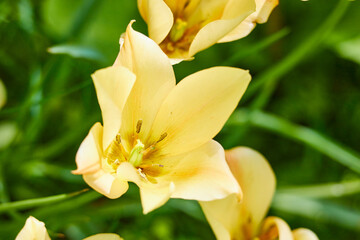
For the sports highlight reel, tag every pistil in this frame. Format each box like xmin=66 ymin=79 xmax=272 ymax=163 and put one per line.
xmin=129 ymin=139 xmax=145 ymax=167
xmin=169 ymin=18 xmax=188 ymax=42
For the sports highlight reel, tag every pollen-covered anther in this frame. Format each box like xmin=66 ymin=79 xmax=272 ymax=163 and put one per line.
xmin=157 ymin=132 xmax=168 ymax=143
xmin=136 ymin=119 xmax=143 ymax=134
xmin=116 ymin=134 xmax=121 ymax=144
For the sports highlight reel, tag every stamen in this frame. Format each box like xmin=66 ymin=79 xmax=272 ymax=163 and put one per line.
xmin=157 ymin=132 xmax=168 ymax=143
xmin=139 ymin=163 xmax=164 ymax=168
xmin=142 ymin=145 xmax=155 ymax=158
xmin=137 ymin=168 xmax=147 ymax=179
xmin=136 ymin=119 xmax=143 ymax=134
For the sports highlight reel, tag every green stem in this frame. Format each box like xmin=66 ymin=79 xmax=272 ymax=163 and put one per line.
xmin=222 ymin=27 xmax=290 ymax=66
xmin=228 ymin=109 xmax=360 ymax=174
xmin=0 ymin=189 xmax=88 ymax=214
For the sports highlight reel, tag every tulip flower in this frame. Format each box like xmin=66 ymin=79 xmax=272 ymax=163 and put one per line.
xmin=200 ymin=147 xmax=318 ymax=240
xmin=16 ymin=216 xmax=51 ymax=240
xmin=16 ymin=216 xmax=122 ymax=240
xmin=74 ymin=22 xmax=251 ymax=214
xmin=137 ymin=0 xmax=278 ymax=63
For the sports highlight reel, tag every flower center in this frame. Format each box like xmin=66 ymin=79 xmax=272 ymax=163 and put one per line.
xmin=102 ymin=120 xmax=167 ymax=177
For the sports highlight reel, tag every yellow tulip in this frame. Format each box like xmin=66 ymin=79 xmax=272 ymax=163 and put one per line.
xmin=84 ymin=233 xmax=123 ymax=240
xmin=73 ymin=22 xmax=251 ymax=214
xmin=199 ymin=147 xmax=318 ymax=240
xmin=137 ymin=0 xmax=278 ymax=63
xmin=16 ymin=216 xmax=123 ymax=240
xmin=16 ymin=216 xmax=51 ymax=240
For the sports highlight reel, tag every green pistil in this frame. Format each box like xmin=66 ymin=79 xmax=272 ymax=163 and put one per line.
xmin=169 ymin=18 xmax=188 ymax=42
xmin=129 ymin=139 xmax=145 ymax=167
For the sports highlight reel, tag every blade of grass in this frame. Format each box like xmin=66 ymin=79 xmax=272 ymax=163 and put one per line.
xmin=272 ymin=193 xmax=360 ymax=231
xmin=0 ymin=189 xmax=88 ymax=214
xmin=222 ymin=27 xmax=291 ymax=66
xmin=277 ymin=179 xmax=360 ymax=198
xmin=228 ymin=109 xmax=360 ymax=174
xmin=246 ymin=0 xmax=350 ymax=108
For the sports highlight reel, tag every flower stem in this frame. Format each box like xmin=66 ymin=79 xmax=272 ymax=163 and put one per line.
xmin=0 ymin=189 xmax=88 ymax=214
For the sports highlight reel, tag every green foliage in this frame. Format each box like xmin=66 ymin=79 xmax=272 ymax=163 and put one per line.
xmin=0 ymin=0 xmax=360 ymax=239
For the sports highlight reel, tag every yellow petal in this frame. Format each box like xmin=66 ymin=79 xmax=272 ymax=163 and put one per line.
xmin=73 ymin=123 xmax=103 ymax=175
xmin=260 ymin=216 xmax=294 ymax=240
xmin=116 ymin=161 xmax=174 ymax=214
xmin=199 ymin=193 xmax=239 ymax=240
xmin=185 ymin=0 xmax=229 ymax=26
xmin=137 ymin=0 xmax=174 ymax=43
xmin=116 ymin=162 xmax=142 ymax=184
xmin=219 ymin=0 xmax=278 ymax=43
xmin=92 ymin=66 xmax=136 ymax=150
xmin=140 ymin=182 xmax=175 ymax=214
xmin=292 ymin=228 xmax=319 ymax=240
xmin=83 ymin=170 xmax=129 ymax=199
xmin=254 ymin=0 xmax=279 ymax=24
xmin=151 ymin=67 xmax=251 ymax=156
xmin=83 ymin=233 xmax=123 ymax=240
xmin=200 ymin=147 xmax=275 ymax=240
xmin=189 ymin=0 xmax=255 ymax=56
xmin=161 ymin=140 xmax=241 ymax=201
xmin=16 ymin=216 xmax=51 ymax=240
xmin=227 ymin=147 xmax=276 ymax=236
xmin=117 ymin=22 xmax=176 ymax=151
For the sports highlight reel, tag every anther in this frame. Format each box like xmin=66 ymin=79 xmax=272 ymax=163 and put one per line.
xmin=116 ymin=134 xmax=121 ymax=144
xmin=157 ymin=132 xmax=168 ymax=143
xmin=136 ymin=120 xmax=143 ymax=134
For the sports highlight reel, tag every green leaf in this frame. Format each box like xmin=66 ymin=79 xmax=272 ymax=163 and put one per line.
xmin=334 ymin=35 xmax=360 ymax=64
xmin=48 ymin=44 xmax=105 ymax=62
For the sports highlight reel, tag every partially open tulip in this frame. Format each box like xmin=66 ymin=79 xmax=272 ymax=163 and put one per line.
xmin=16 ymin=216 xmax=51 ymax=240
xmin=84 ymin=233 xmax=123 ymax=240
xmin=199 ymin=147 xmax=318 ymax=240
xmin=137 ymin=0 xmax=278 ymax=62
xmin=16 ymin=216 xmax=123 ymax=240
xmin=74 ymin=22 xmax=251 ymax=214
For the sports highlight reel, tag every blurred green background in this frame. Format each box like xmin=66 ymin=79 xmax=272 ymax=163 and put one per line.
xmin=1 ymin=0 xmax=360 ymax=239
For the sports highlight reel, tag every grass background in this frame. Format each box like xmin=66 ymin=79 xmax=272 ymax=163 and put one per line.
xmin=1 ymin=0 xmax=360 ymax=239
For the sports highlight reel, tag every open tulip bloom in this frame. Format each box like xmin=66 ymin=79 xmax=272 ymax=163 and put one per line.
xmin=16 ymin=216 xmax=122 ymax=240
xmin=137 ymin=0 xmax=278 ymax=62
xmin=73 ymin=22 xmax=251 ymax=214
xmin=200 ymin=147 xmax=319 ymax=240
